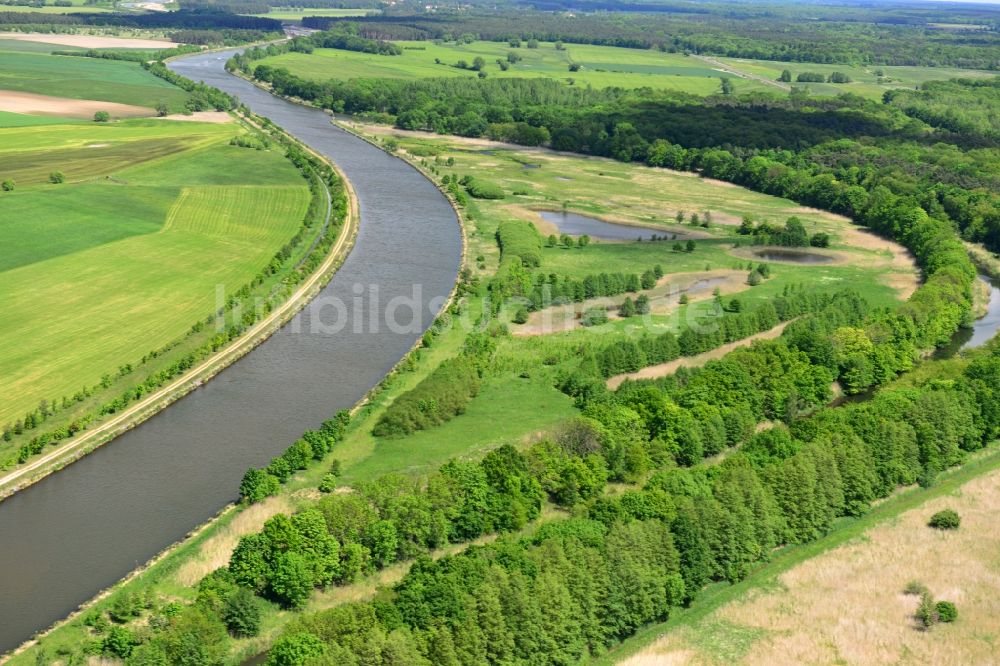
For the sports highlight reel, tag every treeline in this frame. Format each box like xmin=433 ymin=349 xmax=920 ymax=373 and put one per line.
xmin=372 ymin=354 xmax=481 ymax=437
xmin=231 ymin=28 xmax=401 ymax=69
xmin=738 ymin=215 xmax=828 ymax=248
xmin=525 ymin=263 xmax=663 ymax=309
xmin=145 ymin=60 xmax=235 ymax=112
xmin=52 ymin=44 xmax=203 ymax=62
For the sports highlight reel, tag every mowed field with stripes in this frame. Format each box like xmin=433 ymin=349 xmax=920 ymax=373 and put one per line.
xmin=0 ymin=118 xmax=311 ymax=427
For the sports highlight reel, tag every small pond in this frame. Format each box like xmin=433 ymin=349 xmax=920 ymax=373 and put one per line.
xmin=752 ymin=248 xmax=836 ymax=264
xmin=538 ymin=210 xmax=683 ymax=242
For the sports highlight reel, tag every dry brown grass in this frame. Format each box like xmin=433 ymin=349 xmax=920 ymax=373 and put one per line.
xmin=173 ymin=496 xmax=292 ymax=586
xmin=622 ymin=467 xmax=1000 ymax=666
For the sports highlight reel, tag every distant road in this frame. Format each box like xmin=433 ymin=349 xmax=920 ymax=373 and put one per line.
xmin=693 ymin=54 xmax=792 ymax=92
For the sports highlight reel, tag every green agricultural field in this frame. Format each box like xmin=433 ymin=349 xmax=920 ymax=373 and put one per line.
xmin=256 ymin=40 xmax=767 ymax=95
xmin=246 ymin=6 xmax=377 ymax=19
xmin=0 ymin=118 xmax=311 ymax=427
xmin=0 ymin=3 xmax=111 ymax=11
xmin=0 ymin=109 xmax=78 ymax=126
xmin=716 ymin=56 xmax=999 ymax=100
xmin=0 ymin=49 xmax=189 ymax=109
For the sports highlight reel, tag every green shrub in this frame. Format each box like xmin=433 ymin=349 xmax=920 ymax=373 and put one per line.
xmin=496 ymin=219 xmax=543 ymax=268
xmin=581 ymin=307 xmax=609 ymax=327
xmin=928 ymin=509 xmax=960 ymax=530
xmin=318 ymin=474 xmax=337 ymax=493
xmin=373 ymin=357 xmax=481 ymax=437
xmin=223 ymin=588 xmax=262 ymax=638
xmin=936 ymin=600 xmax=958 ymax=623
xmin=465 ymin=178 xmax=505 ymax=199
xmin=917 ymin=592 xmax=937 ymax=627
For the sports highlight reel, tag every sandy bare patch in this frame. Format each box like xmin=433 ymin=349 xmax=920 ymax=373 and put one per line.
xmin=0 ymin=90 xmax=152 ymax=119
xmin=173 ymin=496 xmax=292 ymax=587
xmin=607 ymin=320 xmax=791 ymax=389
xmin=515 ymin=270 xmax=749 ymax=338
xmin=155 ymin=111 xmax=232 ymax=124
xmin=0 ymin=31 xmax=175 ymax=49
xmin=624 ymin=462 xmax=1000 ymax=666
xmin=839 ymin=225 xmax=920 ymax=298
xmin=86 ymin=142 xmax=110 ymax=148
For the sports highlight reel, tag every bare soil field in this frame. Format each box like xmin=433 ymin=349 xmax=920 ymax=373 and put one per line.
xmin=0 ymin=90 xmax=152 ymax=118
xmin=621 ymin=464 xmax=1000 ymax=665
xmin=0 ymin=31 xmax=176 ymax=49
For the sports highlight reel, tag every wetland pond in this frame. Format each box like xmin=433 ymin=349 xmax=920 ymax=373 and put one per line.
xmin=751 ymin=248 xmax=836 ymax=264
xmin=538 ymin=210 xmax=686 ymax=242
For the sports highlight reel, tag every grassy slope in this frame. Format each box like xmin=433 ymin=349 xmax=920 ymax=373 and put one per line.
xmin=0 ymin=49 xmax=188 ymax=109
xmin=257 ymin=40 xmax=769 ymax=95
xmin=0 ymin=119 xmax=310 ymax=426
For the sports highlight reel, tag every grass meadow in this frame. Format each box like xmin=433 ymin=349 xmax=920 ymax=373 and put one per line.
xmin=0 ymin=48 xmax=189 ymax=109
xmin=0 ymin=118 xmax=311 ymax=429
xmin=257 ymin=40 xmax=767 ymax=95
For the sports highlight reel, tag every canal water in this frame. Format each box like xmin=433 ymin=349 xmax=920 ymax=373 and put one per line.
xmin=0 ymin=50 xmax=462 ymax=652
